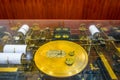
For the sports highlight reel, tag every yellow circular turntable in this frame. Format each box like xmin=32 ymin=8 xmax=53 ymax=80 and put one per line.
xmin=34 ymin=40 xmax=88 ymax=77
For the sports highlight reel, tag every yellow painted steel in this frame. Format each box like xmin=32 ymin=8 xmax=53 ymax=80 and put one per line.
xmin=111 ymin=41 xmax=120 ymax=57
xmin=34 ymin=40 xmax=88 ymax=77
xmin=116 ymin=48 xmax=120 ymax=57
xmin=0 ymin=67 xmax=18 ymax=72
xmin=98 ymin=53 xmax=118 ymax=80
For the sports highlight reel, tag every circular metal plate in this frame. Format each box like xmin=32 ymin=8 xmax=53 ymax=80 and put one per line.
xmin=34 ymin=40 xmax=88 ymax=77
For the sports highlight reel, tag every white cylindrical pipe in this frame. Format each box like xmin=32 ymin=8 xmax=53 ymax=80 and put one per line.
xmin=18 ymin=24 xmax=29 ymax=35
xmin=3 ymin=45 xmax=27 ymax=54
xmin=0 ymin=53 xmax=23 ymax=64
xmin=89 ymin=25 xmax=100 ymax=36
xmin=0 ymin=53 xmax=8 ymax=64
xmin=8 ymin=53 xmax=23 ymax=64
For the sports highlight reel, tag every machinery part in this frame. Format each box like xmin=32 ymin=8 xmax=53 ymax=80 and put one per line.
xmin=18 ymin=24 xmax=29 ymax=36
xmin=65 ymin=58 xmax=74 ymax=66
xmin=90 ymin=63 xmax=99 ymax=71
xmin=96 ymin=53 xmax=118 ymax=80
xmin=13 ymin=24 xmax=30 ymax=44
xmin=0 ymin=26 xmax=12 ymax=44
xmin=39 ymin=30 xmax=46 ymax=41
xmin=34 ymin=40 xmax=88 ymax=77
xmin=112 ymin=53 xmax=120 ymax=73
xmin=87 ymin=71 xmax=102 ymax=80
xmin=54 ymin=34 xmax=61 ymax=38
xmin=1 ymin=32 xmax=12 ymax=44
xmin=0 ymin=67 xmax=24 ymax=80
xmin=0 ymin=67 xmax=18 ymax=72
xmin=89 ymin=25 xmax=107 ymax=47
xmin=46 ymin=50 xmax=66 ymax=58
xmin=53 ymin=27 xmax=70 ymax=40
xmin=110 ymin=41 xmax=120 ymax=58
xmin=0 ymin=26 xmax=6 ymax=38
xmin=3 ymin=44 xmax=27 ymax=54
xmin=0 ymin=26 xmax=6 ymax=33
xmin=44 ymin=27 xmax=51 ymax=39
xmin=108 ymin=27 xmax=120 ymax=41
xmin=68 ymin=51 xmax=75 ymax=56
xmin=0 ymin=53 xmax=24 ymax=64
xmin=89 ymin=25 xmax=100 ymax=38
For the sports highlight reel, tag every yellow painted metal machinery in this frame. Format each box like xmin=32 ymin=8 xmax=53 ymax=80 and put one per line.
xmin=34 ymin=40 xmax=88 ymax=77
